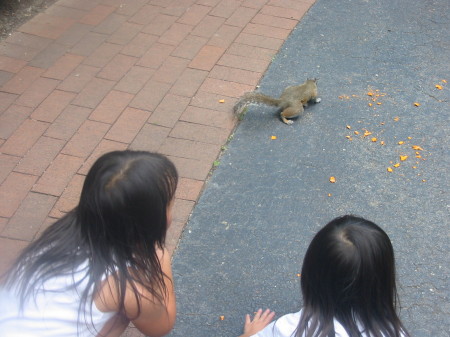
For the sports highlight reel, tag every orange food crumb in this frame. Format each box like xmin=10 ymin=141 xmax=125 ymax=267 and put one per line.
xmin=367 ymin=92 xmax=373 ymax=96
xmin=354 ymin=131 xmax=360 ymax=135
xmin=435 ymin=84 xmax=443 ymax=90
xmin=346 ymin=125 xmax=351 ymax=129
xmin=220 ymin=316 xmax=225 ymax=321
xmin=398 ymin=141 xmax=404 ymax=145
xmin=327 ymin=193 xmax=332 ymax=197
xmin=363 ymin=130 xmax=372 ymax=137
xmin=412 ymin=145 xmax=424 ymax=151
xmin=380 ymin=141 xmax=385 ymax=145
xmin=394 ymin=117 xmax=400 ymax=121
xmin=400 ymin=155 xmax=408 ymax=161
xmin=329 ymin=176 xmax=336 ymax=183
xmin=371 ymin=137 xmax=377 ymax=142
xmin=393 ymin=163 xmax=400 ymax=168
xmin=416 ymin=155 xmax=422 ymax=159
xmin=442 ymin=79 xmax=447 ymax=83
xmin=414 ymin=102 xmax=421 ymax=107
xmin=218 ymin=99 xmax=225 ymax=103
xmin=368 ymin=103 xmax=373 ymax=107
xmin=271 ymin=135 xmax=277 ymax=140
xmin=346 ymin=136 xmax=353 ymax=140
xmin=377 ymin=102 xmax=382 ymax=105
xmin=387 ymin=167 xmax=393 ymax=172
xmin=422 ymin=179 xmax=426 ymax=182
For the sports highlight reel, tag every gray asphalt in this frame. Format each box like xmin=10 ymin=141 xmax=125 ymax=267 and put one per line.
xmin=168 ymin=0 xmax=450 ymax=336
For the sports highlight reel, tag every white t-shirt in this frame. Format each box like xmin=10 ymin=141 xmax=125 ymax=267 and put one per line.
xmin=0 ymin=261 xmax=116 ymax=337
xmin=251 ymin=310 xmax=402 ymax=337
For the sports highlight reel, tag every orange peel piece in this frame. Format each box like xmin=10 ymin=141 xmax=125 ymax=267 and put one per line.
xmin=412 ymin=145 xmax=423 ymax=151
xmin=400 ymin=155 xmax=408 ymax=161
xmin=387 ymin=167 xmax=393 ymax=172
xmin=329 ymin=176 xmax=336 ymax=183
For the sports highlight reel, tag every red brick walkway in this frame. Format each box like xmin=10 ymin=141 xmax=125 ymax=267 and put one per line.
xmin=0 ymin=0 xmax=315 ymax=334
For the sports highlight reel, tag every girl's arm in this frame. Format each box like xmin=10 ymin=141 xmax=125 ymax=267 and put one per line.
xmin=239 ymin=308 xmax=275 ymax=337
xmin=96 ymin=247 xmax=176 ymax=337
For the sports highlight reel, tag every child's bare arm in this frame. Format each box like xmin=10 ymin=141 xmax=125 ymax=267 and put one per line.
xmin=238 ymin=308 xmax=275 ymax=337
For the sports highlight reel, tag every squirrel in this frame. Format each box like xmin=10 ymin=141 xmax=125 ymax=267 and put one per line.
xmin=234 ymin=78 xmax=321 ymax=125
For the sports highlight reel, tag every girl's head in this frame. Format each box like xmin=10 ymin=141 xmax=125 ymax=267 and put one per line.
xmin=77 ymin=150 xmax=178 ymax=256
xmin=299 ymin=215 xmax=407 ymax=337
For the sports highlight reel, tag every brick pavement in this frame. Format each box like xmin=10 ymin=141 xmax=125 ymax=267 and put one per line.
xmin=0 ymin=0 xmax=315 ymax=335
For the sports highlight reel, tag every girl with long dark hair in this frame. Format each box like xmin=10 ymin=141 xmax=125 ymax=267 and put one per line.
xmin=0 ymin=150 xmax=178 ymax=337
xmin=240 ymin=215 xmax=410 ymax=337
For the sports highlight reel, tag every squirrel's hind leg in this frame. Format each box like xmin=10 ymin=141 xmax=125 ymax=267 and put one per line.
xmin=280 ymin=104 xmax=304 ymax=125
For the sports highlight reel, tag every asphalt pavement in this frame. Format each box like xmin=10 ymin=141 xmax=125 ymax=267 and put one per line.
xmin=169 ymin=0 xmax=450 ymax=336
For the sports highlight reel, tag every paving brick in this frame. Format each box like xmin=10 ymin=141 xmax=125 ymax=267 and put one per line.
xmin=243 ymin=23 xmax=291 ymax=40
xmin=107 ymin=22 xmax=142 ymax=45
xmin=97 ymin=54 xmax=137 ymax=81
xmin=175 ymin=177 xmax=204 ymax=201
xmin=268 ymin=0 xmax=315 ymax=10
xmin=0 ymin=70 xmax=14 ymax=87
xmin=31 ymin=90 xmax=76 ymax=123
xmin=0 ymin=154 xmax=20 ymax=185
xmin=130 ymin=80 xmax=171 ymax=111
xmin=253 ymin=13 xmax=298 ymax=30
xmin=180 ymin=105 xmax=235 ymax=129
xmin=2 ymin=192 xmax=57 ymax=241
xmin=0 ymin=55 xmax=27 ymax=73
xmin=57 ymin=0 xmax=99 ymax=11
xmin=260 ymin=5 xmax=306 ymax=20
xmin=207 ymin=24 xmax=241 ymax=49
xmin=114 ymin=0 xmax=147 ymax=17
xmin=28 ymin=42 xmax=69 ymax=69
xmin=89 ymin=90 xmax=134 ymax=124
xmin=0 ymin=217 xmax=7 ymax=235
xmin=170 ymin=121 xmax=230 ymax=145
xmin=218 ymin=53 xmax=270 ymax=72
xmin=49 ymin=174 xmax=85 ymax=219
xmin=45 ymin=4 xmax=88 ymax=20
xmin=1 ymin=119 xmax=49 ymax=156
xmin=0 ymin=105 xmax=32 ymax=139
xmin=82 ymin=42 xmax=122 ymax=68
xmin=166 ymin=155 xmax=212 ymax=181
xmin=70 ymin=32 xmax=108 ymax=57
xmin=14 ymin=137 xmax=66 ymax=176
xmin=71 ymin=77 xmax=115 ymax=108
xmin=78 ymin=139 xmax=128 ymax=175
xmin=5 ymin=31 xmax=52 ymax=52
xmin=152 ymin=56 xmax=190 ymax=84
xmin=198 ymin=77 xmax=255 ymax=98
xmin=114 ymin=66 xmax=155 ymax=94
xmin=227 ymin=42 xmax=276 ymax=61
xmin=45 ymin=105 xmax=92 ymax=140
xmin=209 ymin=0 xmax=241 ymax=18
xmin=61 ymin=120 xmax=110 ymax=158
xmin=0 ymin=172 xmax=37 ymax=218
xmin=142 ymin=14 xmax=178 ymax=36
xmin=0 ymin=238 xmax=28 ymax=277
xmin=42 ymin=53 xmax=85 ymax=80
xmin=32 ymin=154 xmax=84 ymax=196
xmin=79 ymin=4 xmax=116 ymax=26
xmin=160 ymin=0 xmax=196 ymax=17
xmin=159 ymin=137 xmax=221 ymax=162
xmin=242 ymin=0 xmax=267 ymax=9
xmin=56 ymin=23 xmax=91 ymax=47
xmin=235 ymin=32 xmax=284 ymax=50
xmin=18 ymin=13 xmax=75 ymax=40
xmin=137 ymin=43 xmax=175 ymax=69
xmin=225 ymin=6 xmax=258 ymax=27
xmin=147 ymin=94 xmax=191 ymax=128
xmin=165 ymin=219 xmax=185 ymax=256
xmin=209 ymin=64 xmax=261 ymax=86
xmin=0 ymin=42 xmax=40 ymax=62
xmin=169 ymin=68 xmax=208 ymax=98
xmin=189 ymin=45 xmax=225 ymax=71
xmin=0 ymin=92 xmax=18 ymax=113
xmin=158 ymin=23 xmax=193 ymax=46
xmin=121 ymin=33 xmax=159 ymax=58
xmin=171 ymin=35 xmax=208 ymax=60
xmin=1 ymin=66 xmax=44 ymax=95
xmin=57 ymin=64 xmax=100 ymax=93
xmin=104 ymin=107 xmax=150 ymax=144
xmin=190 ymin=91 xmax=237 ymax=112
xmin=129 ymin=123 xmax=170 ymax=152
xmin=172 ymin=198 xmax=195 ymax=225
xmin=128 ymin=4 xmax=161 ymax=25
xmin=196 ymin=0 xmax=221 ymax=6
xmin=15 ymin=77 xmax=60 ymax=108
xmin=191 ymin=15 xmax=225 ymax=38
xmin=177 ymin=4 xmax=211 ymax=25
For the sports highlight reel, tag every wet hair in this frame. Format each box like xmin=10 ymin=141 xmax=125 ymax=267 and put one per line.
xmin=297 ymin=215 xmax=410 ymax=337
xmin=2 ymin=150 xmax=178 ymax=330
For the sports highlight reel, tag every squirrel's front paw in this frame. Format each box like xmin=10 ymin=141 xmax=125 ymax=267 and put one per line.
xmin=315 ymin=97 xmax=322 ymax=103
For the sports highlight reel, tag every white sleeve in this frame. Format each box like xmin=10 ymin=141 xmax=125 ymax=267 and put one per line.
xmin=251 ymin=311 xmax=302 ymax=337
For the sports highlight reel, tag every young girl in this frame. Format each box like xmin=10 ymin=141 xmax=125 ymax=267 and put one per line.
xmin=240 ymin=215 xmax=410 ymax=337
xmin=0 ymin=150 xmax=178 ymax=337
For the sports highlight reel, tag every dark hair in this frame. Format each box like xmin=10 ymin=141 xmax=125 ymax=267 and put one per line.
xmin=297 ymin=215 xmax=409 ymax=337
xmin=2 ymin=150 xmax=178 ymax=330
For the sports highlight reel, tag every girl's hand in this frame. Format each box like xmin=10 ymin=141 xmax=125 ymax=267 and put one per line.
xmin=239 ymin=308 xmax=275 ymax=337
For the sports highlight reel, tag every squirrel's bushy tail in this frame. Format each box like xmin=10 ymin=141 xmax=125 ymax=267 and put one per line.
xmin=233 ymin=92 xmax=281 ymax=114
